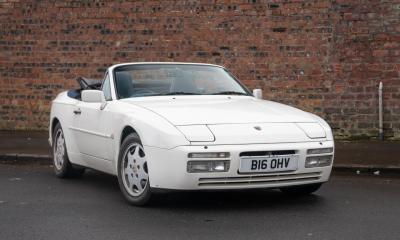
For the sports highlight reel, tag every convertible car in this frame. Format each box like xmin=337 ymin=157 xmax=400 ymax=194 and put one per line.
xmin=49 ymin=62 xmax=334 ymax=205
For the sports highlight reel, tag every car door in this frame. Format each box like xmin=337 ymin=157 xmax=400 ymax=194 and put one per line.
xmin=70 ymin=73 xmax=115 ymax=162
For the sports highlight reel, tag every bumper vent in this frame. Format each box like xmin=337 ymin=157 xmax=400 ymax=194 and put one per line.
xmin=239 ymin=150 xmax=296 ymax=157
xmin=198 ymin=172 xmax=322 ymax=187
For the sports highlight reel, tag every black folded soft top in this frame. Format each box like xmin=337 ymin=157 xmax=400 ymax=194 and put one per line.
xmin=76 ymin=77 xmax=102 ymax=90
xmin=67 ymin=77 xmax=102 ymax=100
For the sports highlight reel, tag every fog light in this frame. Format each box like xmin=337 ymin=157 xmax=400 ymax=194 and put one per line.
xmin=188 ymin=152 xmax=230 ymax=158
xmin=305 ymin=155 xmax=333 ymax=168
xmin=307 ymin=148 xmax=333 ymax=155
xmin=187 ymin=160 xmax=230 ymax=173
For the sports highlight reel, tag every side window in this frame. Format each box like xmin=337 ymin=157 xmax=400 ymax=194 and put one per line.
xmin=102 ymin=73 xmax=112 ymax=101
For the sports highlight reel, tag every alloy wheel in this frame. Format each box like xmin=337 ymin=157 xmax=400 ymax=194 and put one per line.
xmin=121 ymin=143 xmax=149 ymax=197
xmin=53 ymin=129 xmax=65 ymax=170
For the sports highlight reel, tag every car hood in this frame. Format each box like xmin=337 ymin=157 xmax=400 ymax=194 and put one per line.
xmin=122 ymin=96 xmax=317 ymax=125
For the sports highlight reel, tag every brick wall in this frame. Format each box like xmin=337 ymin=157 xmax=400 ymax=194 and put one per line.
xmin=0 ymin=0 xmax=399 ymax=139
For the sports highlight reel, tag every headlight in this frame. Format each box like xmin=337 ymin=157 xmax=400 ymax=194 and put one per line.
xmin=305 ymin=155 xmax=333 ymax=168
xmin=296 ymin=122 xmax=326 ymax=139
xmin=307 ymin=148 xmax=333 ymax=155
xmin=188 ymin=152 xmax=230 ymax=158
xmin=176 ymin=125 xmax=215 ymax=142
xmin=187 ymin=160 xmax=230 ymax=173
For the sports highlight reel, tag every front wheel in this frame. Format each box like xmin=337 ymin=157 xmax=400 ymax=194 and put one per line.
xmin=117 ymin=133 xmax=152 ymax=206
xmin=279 ymin=183 xmax=322 ymax=196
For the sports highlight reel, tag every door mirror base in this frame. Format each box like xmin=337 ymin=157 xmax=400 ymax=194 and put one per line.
xmin=253 ymin=89 xmax=263 ymax=99
xmin=100 ymin=102 xmax=107 ymax=110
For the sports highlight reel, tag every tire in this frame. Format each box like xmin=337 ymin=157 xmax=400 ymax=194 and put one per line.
xmin=117 ymin=133 xmax=152 ymax=206
xmin=280 ymin=183 xmax=322 ymax=196
xmin=52 ymin=122 xmax=85 ymax=178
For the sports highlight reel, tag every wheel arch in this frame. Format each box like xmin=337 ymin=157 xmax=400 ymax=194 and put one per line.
xmin=49 ymin=117 xmax=60 ymax=146
xmin=113 ymin=125 xmax=141 ymax=175
xmin=120 ymin=125 xmax=139 ymax=146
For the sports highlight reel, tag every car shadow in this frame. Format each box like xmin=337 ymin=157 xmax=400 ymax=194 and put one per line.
xmin=71 ymin=169 xmax=327 ymax=211
xmin=150 ymin=190 xmax=326 ymax=211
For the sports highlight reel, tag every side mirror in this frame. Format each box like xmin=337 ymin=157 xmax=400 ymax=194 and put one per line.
xmin=253 ymin=89 xmax=263 ymax=99
xmin=81 ymin=90 xmax=107 ymax=110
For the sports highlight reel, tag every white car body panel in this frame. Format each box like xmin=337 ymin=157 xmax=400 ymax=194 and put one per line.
xmin=122 ymin=96 xmax=315 ymax=125
xmin=207 ymin=123 xmax=318 ymax=145
xmin=146 ymin=141 xmax=334 ymax=190
xmin=49 ymin=62 xmax=334 ymax=190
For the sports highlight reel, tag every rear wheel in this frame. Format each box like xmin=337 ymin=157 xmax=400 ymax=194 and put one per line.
xmin=279 ymin=183 xmax=322 ymax=195
xmin=52 ymin=123 xmax=85 ymax=178
xmin=117 ymin=133 xmax=152 ymax=206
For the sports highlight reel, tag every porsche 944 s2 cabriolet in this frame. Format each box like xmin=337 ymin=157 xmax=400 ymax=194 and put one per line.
xmin=49 ymin=62 xmax=334 ymax=205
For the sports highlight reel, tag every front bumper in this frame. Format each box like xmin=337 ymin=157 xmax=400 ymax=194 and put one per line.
xmin=145 ymin=141 xmax=334 ymax=190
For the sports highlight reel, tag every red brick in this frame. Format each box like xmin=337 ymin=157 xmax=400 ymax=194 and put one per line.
xmin=0 ymin=0 xmax=398 ymax=140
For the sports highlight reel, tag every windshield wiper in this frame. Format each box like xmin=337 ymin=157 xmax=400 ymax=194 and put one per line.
xmin=161 ymin=92 xmax=200 ymax=96
xmin=211 ymin=91 xmax=248 ymax=96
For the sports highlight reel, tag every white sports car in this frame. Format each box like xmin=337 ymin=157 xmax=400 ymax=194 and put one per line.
xmin=49 ymin=62 xmax=334 ymax=205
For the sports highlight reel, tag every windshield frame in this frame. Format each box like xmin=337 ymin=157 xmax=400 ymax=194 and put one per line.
xmin=112 ymin=63 xmax=252 ymax=99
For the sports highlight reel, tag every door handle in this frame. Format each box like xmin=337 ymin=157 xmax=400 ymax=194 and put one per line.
xmin=73 ymin=109 xmax=81 ymax=115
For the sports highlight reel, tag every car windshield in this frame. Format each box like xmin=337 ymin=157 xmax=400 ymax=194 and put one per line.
xmin=113 ymin=64 xmax=250 ymax=99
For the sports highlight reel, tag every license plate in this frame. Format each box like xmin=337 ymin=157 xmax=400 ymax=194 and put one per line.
xmin=239 ymin=155 xmax=299 ymax=173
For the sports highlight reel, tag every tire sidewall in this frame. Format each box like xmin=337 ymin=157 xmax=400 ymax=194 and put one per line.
xmin=52 ymin=123 xmax=71 ymax=177
xmin=117 ymin=133 xmax=152 ymax=205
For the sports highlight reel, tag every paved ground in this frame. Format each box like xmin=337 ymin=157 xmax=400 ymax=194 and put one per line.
xmin=0 ymin=163 xmax=399 ymax=240
xmin=335 ymin=141 xmax=400 ymax=168
xmin=0 ymin=131 xmax=50 ymax=155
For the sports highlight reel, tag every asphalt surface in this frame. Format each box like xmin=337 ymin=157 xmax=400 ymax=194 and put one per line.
xmin=1 ymin=164 xmax=399 ymax=240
